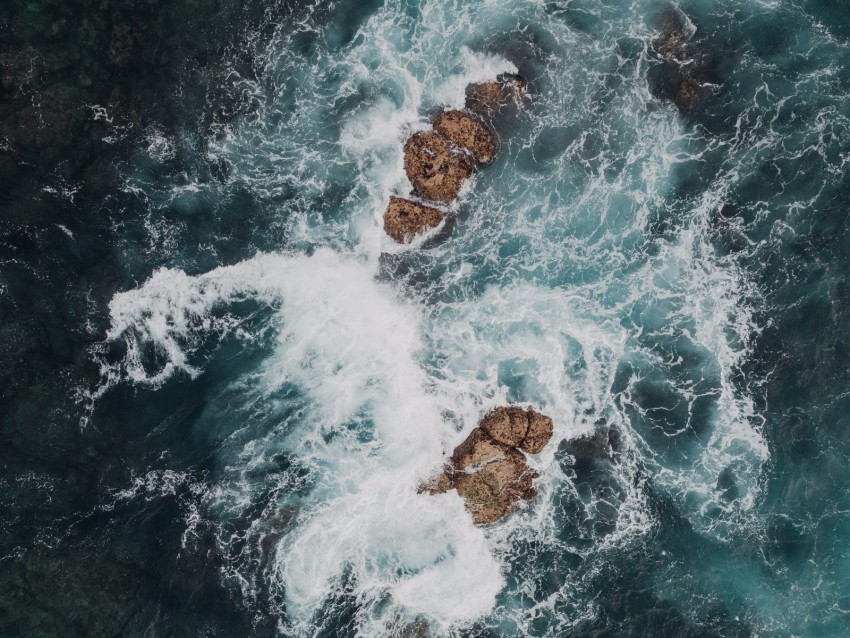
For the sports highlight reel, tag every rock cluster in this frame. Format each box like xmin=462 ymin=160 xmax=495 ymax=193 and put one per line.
xmin=383 ymin=74 xmax=527 ymax=243
xmin=422 ymin=406 xmax=553 ymax=525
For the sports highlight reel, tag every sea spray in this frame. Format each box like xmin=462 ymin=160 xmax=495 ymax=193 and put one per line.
xmin=89 ymin=0 xmax=818 ymax=634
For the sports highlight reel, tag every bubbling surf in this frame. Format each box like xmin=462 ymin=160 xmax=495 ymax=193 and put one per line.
xmin=91 ymin=0 xmax=799 ymax=635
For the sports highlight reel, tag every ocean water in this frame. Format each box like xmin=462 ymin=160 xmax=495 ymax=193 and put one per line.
xmin=4 ymin=0 xmax=850 ymax=636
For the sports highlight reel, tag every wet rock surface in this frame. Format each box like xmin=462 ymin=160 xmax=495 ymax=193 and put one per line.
xmin=479 ymin=405 xmax=554 ymax=453
xmin=383 ymin=196 xmax=444 ymax=243
xmin=522 ymin=409 xmax=556 ymax=454
xmin=384 ymin=73 xmax=526 ymax=242
xmin=464 ymin=72 xmax=528 ymax=119
xmin=479 ymin=405 xmax=530 ymax=447
xmin=422 ymin=406 xmax=553 ymax=524
xmin=432 ymin=109 xmax=498 ymax=165
xmin=403 ymin=131 xmax=475 ymax=204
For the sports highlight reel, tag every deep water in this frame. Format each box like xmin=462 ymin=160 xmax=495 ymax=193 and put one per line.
xmin=2 ymin=0 xmax=850 ymax=636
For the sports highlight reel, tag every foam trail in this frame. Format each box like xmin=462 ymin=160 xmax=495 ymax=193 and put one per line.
xmin=102 ymin=249 xmax=504 ymax=634
xmin=93 ymin=0 xmax=782 ymax=633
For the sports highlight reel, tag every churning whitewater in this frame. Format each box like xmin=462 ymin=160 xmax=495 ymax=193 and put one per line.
xmin=83 ymin=0 xmax=850 ymax=635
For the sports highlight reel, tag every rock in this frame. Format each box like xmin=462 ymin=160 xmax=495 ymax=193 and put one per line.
xmin=403 ymin=131 xmax=474 ymax=204
xmin=395 ymin=620 xmax=430 ymax=638
xmin=455 ymin=454 xmax=537 ymax=525
xmin=419 ymin=471 xmax=452 ymax=495
xmin=479 ymin=406 xmax=529 ymax=447
xmin=464 ymin=73 xmax=527 ymax=118
xmin=560 ymin=422 xmax=620 ymax=463
xmin=422 ymin=406 xmax=554 ymax=524
xmin=383 ymin=196 xmax=444 ymax=243
xmin=521 ymin=409 xmax=554 ymax=454
xmin=655 ymin=8 xmax=692 ymax=61
xmin=451 ymin=426 xmax=516 ymax=469
xmin=648 ymin=8 xmax=717 ymax=114
xmin=432 ymin=110 xmax=498 ymax=165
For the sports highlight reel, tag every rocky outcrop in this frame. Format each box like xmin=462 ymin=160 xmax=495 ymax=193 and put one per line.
xmin=464 ymin=73 xmax=528 ymax=119
xmin=403 ymin=131 xmax=475 ymax=204
xmin=422 ymin=406 xmax=554 ymax=524
xmin=383 ymin=196 xmax=444 ymax=243
xmin=383 ymin=73 xmax=527 ymax=243
xmin=433 ymin=110 xmax=498 ymax=165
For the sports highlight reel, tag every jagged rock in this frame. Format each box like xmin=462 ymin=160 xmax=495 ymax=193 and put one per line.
xmin=421 ymin=406 xmax=554 ymax=524
xmin=464 ymin=72 xmax=527 ymax=118
xmin=479 ymin=406 xmax=554 ymax=452
xmin=451 ymin=426 xmax=516 ymax=469
xmin=433 ymin=110 xmax=498 ymax=165
xmin=403 ymin=131 xmax=474 ymax=204
xmin=454 ymin=452 xmax=537 ymax=525
xmin=479 ymin=406 xmax=529 ymax=447
xmin=383 ymin=196 xmax=444 ymax=243
xmin=521 ymin=410 xmax=554 ymax=454
xmin=419 ymin=471 xmax=452 ymax=495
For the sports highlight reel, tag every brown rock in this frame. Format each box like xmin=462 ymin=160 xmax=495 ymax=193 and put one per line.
xmin=418 ymin=471 xmax=452 ymax=495
xmin=403 ymin=131 xmax=474 ymax=204
xmin=383 ymin=196 xmax=444 ymax=243
xmin=479 ymin=406 xmax=529 ymax=447
xmin=454 ymin=455 xmax=538 ymax=525
xmin=447 ymin=425 xmax=538 ymax=524
xmin=451 ymin=427 xmax=514 ymax=470
xmin=433 ymin=110 xmax=498 ymax=165
xmin=464 ymin=73 xmax=527 ymax=118
xmin=520 ymin=409 xmax=554 ymax=454
xmin=421 ymin=406 xmax=554 ymax=524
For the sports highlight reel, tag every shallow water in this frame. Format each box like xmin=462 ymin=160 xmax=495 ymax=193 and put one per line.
xmin=4 ymin=0 xmax=850 ymax=635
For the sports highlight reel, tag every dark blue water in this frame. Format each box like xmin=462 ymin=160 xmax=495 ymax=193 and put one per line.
xmin=2 ymin=0 xmax=850 ymax=636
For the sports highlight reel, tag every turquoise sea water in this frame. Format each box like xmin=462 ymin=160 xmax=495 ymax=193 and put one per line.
xmin=3 ymin=0 xmax=850 ymax=635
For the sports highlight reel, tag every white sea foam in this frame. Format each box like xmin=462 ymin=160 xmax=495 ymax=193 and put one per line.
xmin=102 ymin=249 xmax=505 ymax=633
xmin=94 ymin=0 xmax=777 ymax=633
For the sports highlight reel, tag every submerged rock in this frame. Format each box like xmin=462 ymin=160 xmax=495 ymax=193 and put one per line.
xmin=383 ymin=196 xmax=444 ymax=243
xmin=394 ymin=619 xmax=430 ymax=638
xmin=656 ymin=8 xmax=692 ymax=61
xmin=433 ymin=109 xmax=498 ymax=165
xmin=464 ymin=72 xmax=528 ymax=118
xmin=403 ymin=131 xmax=474 ymax=204
xmin=648 ymin=8 xmax=717 ymax=114
xmin=421 ymin=406 xmax=554 ymax=524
